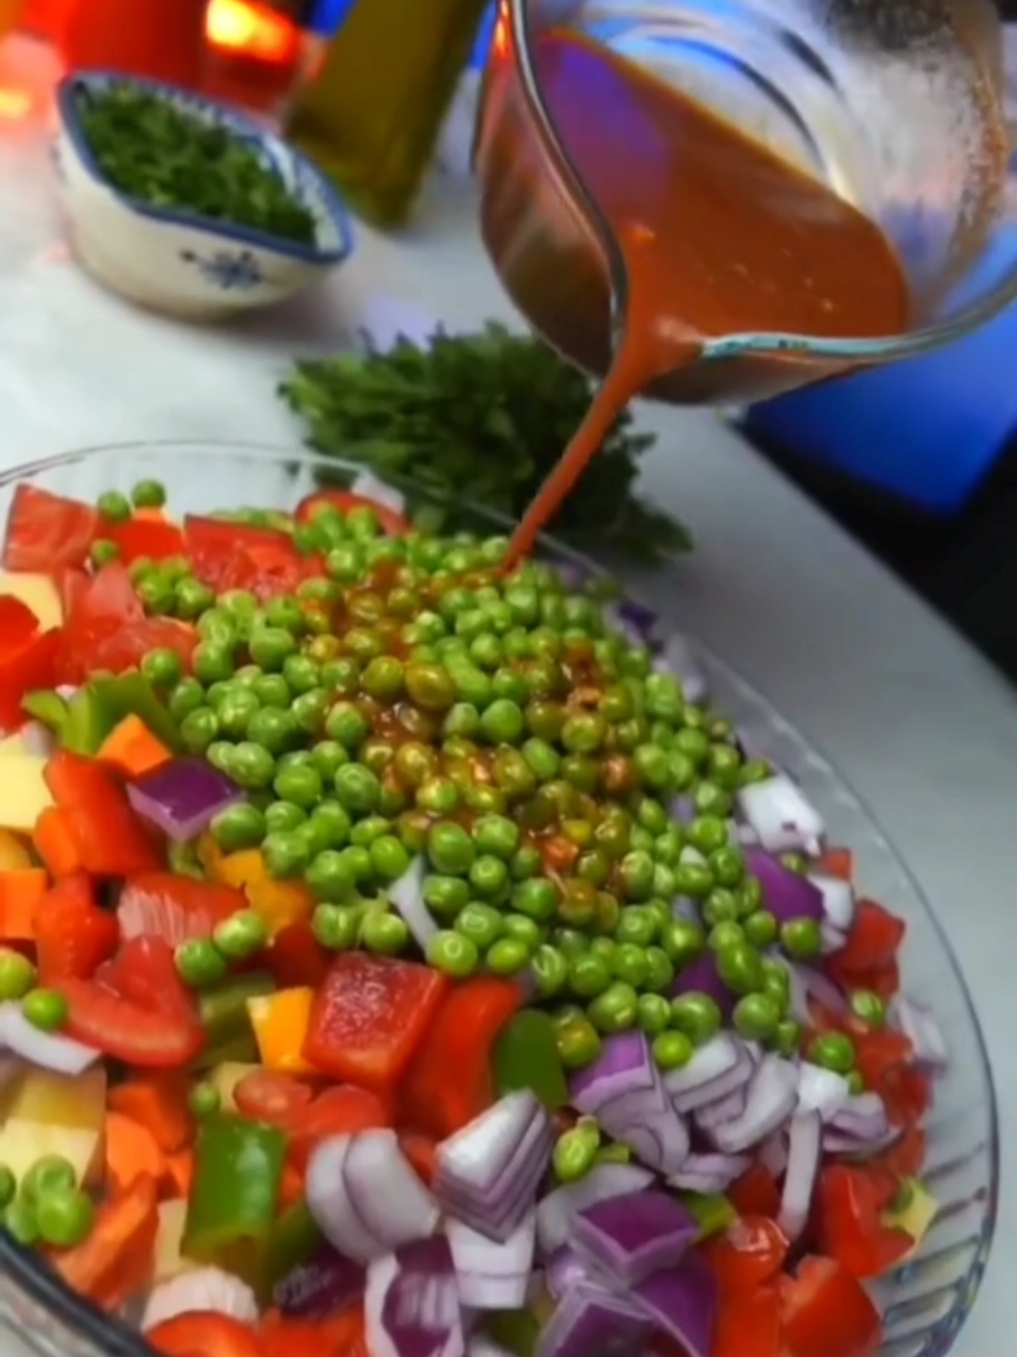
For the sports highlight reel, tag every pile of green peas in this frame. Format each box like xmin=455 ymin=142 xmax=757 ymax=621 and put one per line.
xmin=114 ymin=485 xmax=856 ymax=1081
xmin=0 ymin=949 xmax=70 ymax=1033
xmin=0 ymin=1154 xmax=95 ymax=1249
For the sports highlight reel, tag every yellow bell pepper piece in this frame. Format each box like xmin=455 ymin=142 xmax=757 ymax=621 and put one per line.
xmin=883 ymin=1179 xmax=938 ymax=1260
xmin=210 ymin=849 xmax=313 ymax=937
xmin=247 ymin=988 xmax=316 ymax=1074
xmin=0 ymin=829 xmax=32 ymax=871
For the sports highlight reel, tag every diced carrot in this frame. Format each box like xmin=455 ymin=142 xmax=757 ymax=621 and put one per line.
xmin=32 ymin=806 xmax=84 ymax=878
xmin=55 ymin=1172 xmax=159 ymax=1308
xmin=0 ymin=868 xmax=48 ymax=940
xmin=107 ymin=1073 xmax=195 ymax=1154
xmin=399 ymin=1131 xmax=437 ymax=1187
xmin=105 ymin=1112 xmax=169 ymax=1195
xmin=818 ymin=847 xmax=854 ymax=882
xmin=97 ymin=713 xmax=172 ymax=778
xmin=165 ymin=1148 xmax=194 ymax=1199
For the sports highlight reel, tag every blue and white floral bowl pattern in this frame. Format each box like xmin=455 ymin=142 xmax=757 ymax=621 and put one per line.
xmin=53 ymin=72 xmax=355 ymax=322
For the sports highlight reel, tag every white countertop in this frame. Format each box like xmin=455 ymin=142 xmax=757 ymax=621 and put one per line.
xmin=0 ymin=35 xmax=1013 ymax=1356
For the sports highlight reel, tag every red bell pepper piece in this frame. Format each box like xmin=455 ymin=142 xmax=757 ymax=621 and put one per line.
xmin=117 ymin=873 xmax=245 ymax=946
xmin=0 ymin=595 xmax=40 ymax=659
xmin=44 ymin=749 xmax=162 ymax=876
xmin=295 ymin=490 xmax=409 ymax=539
xmin=727 ymin=1162 xmax=781 ymax=1220
xmin=57 ymin=976 xmax=204 ymax=1068
xmin=816 ymin=1165 xmax=914 ymax=1278
xmin=852 ymin=1027 xmax=913 ymax=1089
xmin=875 ymin=1063 xmax=933 ymax=1128
xmin=400 ymin=975 xmax=524 ymax=1138
xmin=0 ymin=627 xmax=60 ymax=730
xmin=102 ymin=516 xmax=185 ymax=565
xmin=703 ymin=1217 xmax=790 ymax=1295
xmin=97 ymin=935 xmax=198 ymax=1024
xmin=148 ymin=1313 xmax=265 ymax=1357
xmin=830 ymin=899 xmax=906 ymax=973
xmin=872 ymin=1124 xmax=926 ymax=1179
xmin=779 ymin=1256 xmax=883 ymax=1357
xmin=264 ymin=919 xmax=331 ymax=990
xmin=3 ymin=484 xmax=98 ymax=572
xmin=287 ymin=1085 xmax=392 ymax=1172
xmin=232 ymin=1070 xmax=314 ymax=1127
xmin=184 ymin=516 xmax=304 ymax=600
xmin=302 ymin=952 xmax=448 ymax=1093
xmin=711 ymin=1283 xmax=781 ymax=1357
xmin=33 ymin=873 xmax=119 ymax=983
xmin=260 ymin=1303 xmax=367 ymax=1357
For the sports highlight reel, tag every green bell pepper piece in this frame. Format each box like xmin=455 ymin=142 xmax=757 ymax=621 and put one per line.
xmin=199 ymin=972 xmax=275 ymax=1049
xmin=61 ymin=687 xmax=112 ymax=755
xmin=492 ymin=1010 xmax=569 ymax=1110
xmin=678 ymin=1190 xmax=736 ymax=1240
xmin=182 ymin=1114 xmax=287 ymax=1283
xmin=89 ymin=673 xmax=182 ymax=752
xmin=257 ymin=1197 xmax=323 ymax=1302
xmin=188 ymin=1033 xmax=260 ymax=1074
xmin=21 ymin=690 xmax=69 ymax=736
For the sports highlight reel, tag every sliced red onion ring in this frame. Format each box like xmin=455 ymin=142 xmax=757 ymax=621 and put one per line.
xmin=736 ymin=775 xmax=824 ymax=854
xmin=796 ymin=964 xmax=847 ymax=1017
xmin=536 ymin=1163 xmax=654 ymax=1257
xmin=389 ymin=857 xmax=438 ymax=949
xmin=0 ymin=1003 xmax=99 ymax=1075
xmin=661 ymin=1033 xmax=751 ymax=1113
xmin=570 ymin=1032 xmax=657 ymax=1118
xmin=667 ymin=1152 xmax=750 ymax=1195
xmin=796 ymin=1062 xmax=850 ymax=1121
xmin=446 ymin=1211 xmax=535 ymax=1311
xmin=693 ymin=1083 xmax=749 ymax=1131
xmin=655 ymin=633 xmax=708 ymax=705
xmin=777 ymin=1112 xmax=822 ymax=1242
xmin=709 ymin=1056 xmax=799 ymax=1154
xmin=808 ymin=874 xmax=856 ymax=932
xmin=891 ymin=997 xmax=949 ymax=1069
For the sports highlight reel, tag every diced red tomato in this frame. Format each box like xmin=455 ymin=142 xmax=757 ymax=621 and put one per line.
xmin=264 ymin=919 xmax=331 ymax=990
xmin=57 ymin=977 xmax=204 ymax=1068
xmin=779 ymin=1256 xmax=882 ymax=1357
xmin=148 ymin=1313 xmax=265 ymax=1357
xmin=703 ymin=1217 xmax=790 ymax=1295
xmin=728 ymin=1162 xmax=781 ymax=1219
xmin=183 ymin=516 xmax=304 ymax=600
xmin=831 ymin=957 xmax=901 ymax=1003
xmin=56 ymin=561 xmax=196 ymax=682
xmin=295 ymin=489 xmax=409 ymax=538
xmin=0 ymin=594 xmax=40 ymax=658
xmin=816 ymin=847 xmax=854 ymax=882
xmin=3 ymin=484 xmax=98 ymax=572
xmin=44 ymin=750 xmax=162 ymax=876
xmin=876 ymin=1063 xmax=933 ymax=1129
xmin=853 ymin=1027 xmax=914 ymax=1090
xmin=711 ymin=1283 xmax=781 ymax=1357
xmin=101 ymin=515 xmax=185 ymax=565
xmin=260 ymin=1303 xmax=366 ymax=1357
xmin=117 ymin=873 xmax=246 ymax=947
xmin=302 ymin=952 xmax=448 ymax=1093
xmin=97 ymin=935 xmax=197 ymax=1023
xmin=287 ymin=1085 xmax=392 ymax=1172
xmin=232 ymin=1070 xmax=314 ymax=1127
xmin=33 ymin=873 xmax=119 ymax=983
xmin=830 ymin=899 xmax=906 ymax=973
xmin=872 ymin=1125 xmax=926 ymax=1179
xmin=0 ymin=627 xmax=60 ymax=730
xmin=816 ymin=1165 xmax=914 ymax=1278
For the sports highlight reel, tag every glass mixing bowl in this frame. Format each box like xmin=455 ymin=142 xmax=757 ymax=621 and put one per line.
xmin=0 ymin=444 xmax=998 ymax=1357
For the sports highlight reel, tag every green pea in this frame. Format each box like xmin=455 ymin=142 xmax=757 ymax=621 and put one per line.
xmin=273 ymin=763 xmax=323 ymax=811
xmin=618 ymin=850 xmax=655 ymax=902
xmin=486 ymin=937 xmax=531 ymax=975
xmin=0 ymin=950 xmax=36 ymax=1002
xmin=168 ymin=678 xmax=205 ymax=722
xmin=0 ymin=1166 xmax=15 ymax=1210
xmin=281 ymin=657 xmax=320 ymax=699
xmin=509 ymin=845 xmax=542 ymax=881
xmin=716 ymin=941 xmax=764 ymax=995
xmin=89 ymin=538 xmax=118 ymax=567
xmin=554 ymin=1015 xmax=602 ymax=1070
xmin=849 ymin=990 xmax=886 ymax=1027
xmin=305 ymin=848 xmax=357 ymax=902
xmin=401 ymin=662 xmax=454 ymax=712
xmin=361 ymin=910 xmax=410 ymax=956
xmin=262 ymin=829 xmax=311 ymax=880
xmin=676 ymin=859 xmax=714 ymax=898
xmin=774 ymin=1018 xmax=803 ymax=1058
xmin=653 ymin=1030 xmax=695 ymax=1070
xmin=642 ymin=946 xmax=675 ymax=994
xmin=744 ymin=910 xmax=779 ymax=948
xmin=554 ymin=928 xmax=590 ymax=960
xmin=614 ymin=905 xmax=657 ymax=948
xmin=307 ymin=740 xmax=347 ymax=784
xmin=22 ymin=1155 xmax=76 ymax=1203
xmin=588 ymin=981 xmax=639 ymax=1034
xmin=781 ymin=917 xmax=823 ymax=960
xmin=557 ymin=879 xmax=598 ymax=928
xmin=325 ymin=700 xmax=370 ymax=750
xmin=253 ymin=674 xmax=291 ymax=709
xmin=709 ymin=921 xmax=745 ymax=952
xmin=427 ymin=930 xmax=480 ymax=978
xmin=809 ymin=1031 xmax=856 ymax=1074
xmin=4 ymin=1195 xmax=39 ymax=1245
xmin=264 ymin=800 xmax=306 ymax=834
xmin=454 ymin=902 xmax=502 ymax=951
xmin=216 ymin=689 xmax=261 ymax=739
xmin=333 ymin=763 xmax=381 ymax=814
xmin=141 ymin=646 xmax=183 ymax=689
xmin=97 ymin=489 xmax=131 ymax=522
xmin=20 ymin=988 xmax=67 ymax=1032
xmin=173 ymin=577 xmax=214 ymax=619
xmin=210 ymin=803 xmax=266 ymax=853
xmin=229 ymin=742 xmax=277 ymax=791
xmin=128 ymin=478 xmax=165 ymax=509
xmin=212 ymin=910 xmax=267 ymax=960
xmin=611 ymin=943 xmax=649 ymax=989
xmin=193 ymin=642 xmax=235 ymax=686
xmin=501 ymin=913 xmax=541 ymax=952
xmin=469 ymin=854 xmax=509 ymax=898
xmin=427 ymin=821 xmax=475 ymax=876
xmin=188 ymin=1083 xmax=221 ymax=1119
xmin=33 ymin=1185 xmax=94 ymax=1248
xmin=247 ymin=627 xmax=297 ymax=672
xmin=733 ymin=992 xmax=782 ymax=1041
xmin=312 ymin=903 xmax=361 ymax=951
xmin=688 ymin=816 xmax=728 ymax=854
xmin=367 ymin=836 xmax=407 ymax=883
xmin=780 ymin=852 xmax=809 ymax=875
xmin=739 ymin=876 xmax=764 ymax=916
xmin=421 ymin=874 xmax=470 ymax=921
xmin=635 ymin=993 xmax=671 ymax=1037
xmin=174 ymin=939 xmax=228 ymax=989
xmin=530 ymin=944 xmax=568 ymax=999
xmin=553 ymin=1122 xmax=600 ymax=1182
xmin=480 ymin=698 xmax=526 ymax=745
xmin=561 ymin=712 xmax=607 ymax=755
xmin=670 ymin=991 xmax=722 ymax=1044
xmin=472 ymin=813 xmax=520 ymax=860
xmin=568 ymin=953 xmax=611 ymax=999
xmin=702 ymin=888 xmax=740 ymax=928
xmin=661 ymin=919 xmax=706 ymax=967
xmin=711 ymin=846 xmax=745 ymax=888
xmin=180 ymin=707 xmax=220 ymax=755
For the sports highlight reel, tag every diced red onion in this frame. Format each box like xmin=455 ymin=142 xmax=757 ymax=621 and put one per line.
xmin=736 ymin=775 xmax=824 ymax=854
xmin=796 ymin=965 xmax=847 ymax=1017
xmin=669 ymin=953 xmax=734 ymax=1022
xmin=776 ymin=1112 xmax=822 ymax=1241
xmin=655 ymin=633 xmax=708 ymax=705
xmin=307 ymin=1132 xmax=439 ymax=1266
xmin=744 ymin=849 xmax=824 ymax=924
xmin=433 ymin=1092 xmax=552 ymax=1243
xmin=366 ymin=1236 xmax=466 ymax=1357
xmin=823 ymin=1125 xmax=903 ymax=1157
xmin=126 ymin=758 xmax=243 ymax=843
xmin=351 ymin=471 xmax=408 ymax=516
xmin=446 ymin=1211 xmax=535 ymax=1311
xmin=796 ymin=1063 xmax=850 ymax=1121
xmin=667 ymin=1152 xmax=750 ymax=1195
xmin=536 ymin=1162 xmax=654 ymax=1257
xmin=141 ymin=1267 xmax=258 ymax=1331
xmin=693 ymin=1083 xmax=749 ymax=1131
xmin=709 ymin=1056 xmax=799 ymax=1153
xmin=830 ymin=1093 xmax=890 ymax=1142
xmin=661 ymin=1033 xmax=750 ymax=1113
xmin=573 ymin=1189 xmax=698 ymax=1286
xmin=273 ymin=1242 xmax=366 ymax=1317
xmin=535 ymin=1280 xmax=652 ymax=1357
xmin=389 ymin=857 xmax=438 ymax=949
xmin=820 ymin=922 xmax=847 ymax=954
xmin=617 ymin=1108 xmax=690 ymax=1176
xmin=808 ymin=874 xmax=856 ymax=932
xmin=633 ymin=1249 xmax=717 ymax=1357
xmin=0 ymin=1003 xmax=99 ymax=1075
xmin=545 ymin=1247 xmax=610 ymax=1303
xmin=570 ymin=1032 xmax=658 ymax=1118
xmin=891 ymin=997 xmax=949 ymax=1069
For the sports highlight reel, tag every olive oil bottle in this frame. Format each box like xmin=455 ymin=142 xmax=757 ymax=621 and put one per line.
xmin=285 ymin=0 xmax=490 ymax=228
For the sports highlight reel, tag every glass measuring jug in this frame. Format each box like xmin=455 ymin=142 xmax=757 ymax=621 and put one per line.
xmin=474 ymin=0 xmax=1016 ymax=406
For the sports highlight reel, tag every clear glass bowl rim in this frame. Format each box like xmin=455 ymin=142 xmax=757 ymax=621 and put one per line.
xmin=0 ymin=440 xmax=998 ymax=1357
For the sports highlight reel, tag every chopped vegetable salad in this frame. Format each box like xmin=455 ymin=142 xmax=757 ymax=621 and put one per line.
xmin=0 ymin=475 xmax=946 ymax=1357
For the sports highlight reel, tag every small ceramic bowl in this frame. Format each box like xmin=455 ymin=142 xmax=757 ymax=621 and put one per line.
xmin=53 ymin=71 xmax=355 ymax=322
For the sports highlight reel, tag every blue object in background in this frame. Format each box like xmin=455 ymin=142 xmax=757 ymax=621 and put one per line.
xmin=306 ymin=0 xmax=499 ymax=59
xmin=745 ymin=296 xmax=1017 ymax=517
